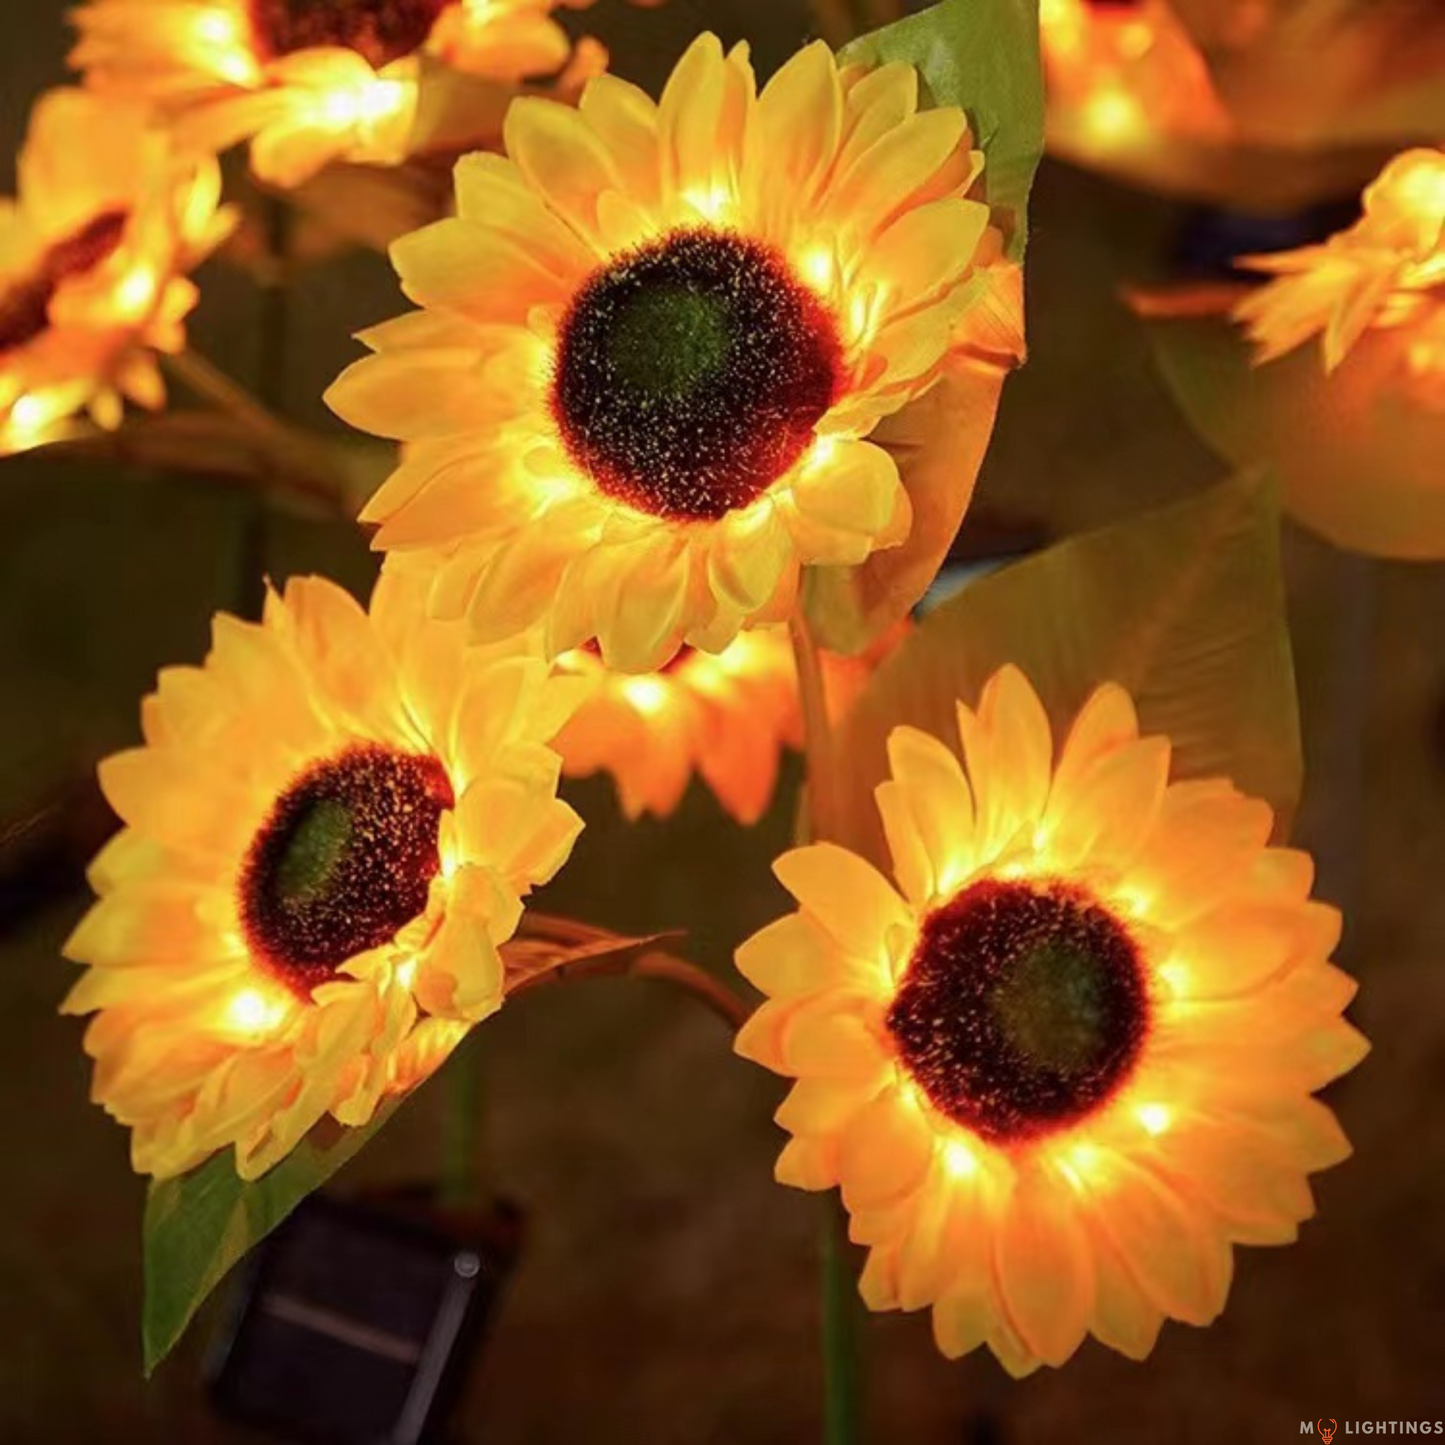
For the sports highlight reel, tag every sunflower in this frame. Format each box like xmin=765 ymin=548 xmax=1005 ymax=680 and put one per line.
xmin=735 ymin=666 xmax=1365 ymax=1375
xmin=62 ymin=572 xmax=586 ymax=1180
xmin=554 ymin=630 xmax=800 ymax=825
xmin=1233 ymin=146 xmax=1445 ymax=395
xmin=1041 ymin=0 xmax=1229 ymax=152
xmin=326 ymin=33 xmax=1020 ymax=673
xmin=70 ymin=0 xmax=601 ymax=188
xmin=0 ymin=89 xmax=231 ymax=453
xmin=554 ymin=616 xmax=908 ymax=823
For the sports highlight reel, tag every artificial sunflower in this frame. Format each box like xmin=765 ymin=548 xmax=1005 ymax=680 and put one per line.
xmin=555 ymin=630 xmax=801 ymax=825
xmin=62 ymin=572 xmax=586 ymax=1180
xmin=1040 ymin=0 xmax=1444 ymax=212
xmin=0 ymin=88 xmax=231 ymax=453
xmin=1042 ymin=0 xmax=1230 ymax=156
xmin=326 ymin=32 xmax=1021 ymax=672
xmin=1234 ymin=145 xmax=1445 ymax=402
xmin=555 ymin=617 xmax=907 ymax=823
xmin=70 ymin=0 xmax=602 ymax=188
xmin=735 ymin=665 xmax=1365 ymax=1375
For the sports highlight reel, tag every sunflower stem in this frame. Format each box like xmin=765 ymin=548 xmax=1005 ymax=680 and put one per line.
xmin=821 ymin=1194 xmax=862 ymax=1445
xmin=162 ymin=351 xmax=353 ymax=520
xmin=441 ymin=1031 xmax=487 ymax=1210
xmin=789 ymin=610 xmax=841 ymax=845
xmin=790 ymin=610 xmax=865 ymax=1445
xmin=165 ymin=349 xmax=297 ymax=452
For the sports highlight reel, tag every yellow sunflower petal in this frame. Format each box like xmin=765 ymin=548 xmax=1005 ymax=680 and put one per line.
xmin=992 ymin=1175 xmax=1094 ymax=1367
xmin=772 ymin=843 xmax=911 ymax=960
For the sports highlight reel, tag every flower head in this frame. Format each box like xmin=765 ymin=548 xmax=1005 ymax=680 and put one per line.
xmin=1233 ymin=146 xmax=1445 ymax=397
xmin=554 ymin=617 xmax=908 ymax=823
xmin=70 ymin=0 xmax=599 ymax=186
xmin=0 ymin=89 xmax=231 ymax=452
xmin=1042 ymin=0 xmax=1229 ymax=152
xmin=63 ymin=573 xmax=585 ymax=1179
xmin=555 ymin=630 xmax=801 ymax=825
xmin=736 ymin=666 xmax=1365 ymax=1375
xmin=327 ymin=33 xmax=1020 ymax=672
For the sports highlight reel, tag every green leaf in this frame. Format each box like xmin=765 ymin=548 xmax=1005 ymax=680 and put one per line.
xmin=832 ymin=471 xmax=1303 ymax=866
xmin=139 ymin=918 xmax=675 ymax=1375
xmin=1147 ymin=310 xmax=1445 ymax=559
xmin=142 ymin=1101 xmax=401 ymax=1376
xmin=842 ymin=0 xmax=1044 ymax=259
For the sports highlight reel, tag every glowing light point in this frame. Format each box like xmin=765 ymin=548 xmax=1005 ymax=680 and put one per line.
xmin=115 ymin=265 xmax=157 ymax=318
xmin=621 ymin=676 xmax=670 ymax=715
xmin=225 ymin=985 xmax=290 ymax=1039
xmin=800 ymin=245 xmax=835 ymax=292
xmin=683 ymin=184 xmax=732 ymax=222
xmin=942 ymin=1138 xmax=978 ymax=1179
xmin=1084 ymin=87 xmax=1143 ymax=144
xmin=9 ymin=394 xmax=47 ymax=437
xmin=1137 ymin=1102 xmax=1171 ymax=1137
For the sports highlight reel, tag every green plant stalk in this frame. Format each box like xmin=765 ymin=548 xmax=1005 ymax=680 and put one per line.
xmin=821 ymin=1194 xmax=862 ymax=1445
xmin=789 ymin=610 xmax=863 ymax=1445
xmin=441 ymin=1031 xmax=485 ymax=1210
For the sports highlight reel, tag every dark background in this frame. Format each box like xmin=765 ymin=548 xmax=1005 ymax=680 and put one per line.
xmin=1 ymin=1 xmax=1439 ymax=1440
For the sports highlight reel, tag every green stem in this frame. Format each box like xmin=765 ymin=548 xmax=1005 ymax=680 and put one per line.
xmin=821 ymin=1196 xmax=862 ymax=1445
xmin=441 ymin=1032 xmax=485 ymax=1210
xmin=231 ymin=194 xmax=294 ymax=618
xmin=788 ymin=611 xmax=841 ymax=845
xmin=789 ymin=611 xmax=864 ymax=1445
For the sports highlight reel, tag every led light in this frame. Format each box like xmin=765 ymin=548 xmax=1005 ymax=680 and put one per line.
xmin=1084 ymin=87 xmax=1144 ymax=143
xmin=1114 ymin=884 xmax=1153 ymax=919
xmin=799 ymin=245 xmax=834 ymax=292
xmin=942 ymin=1139 xmax=978 ymax=1179
xmin=1157 ymin=960 xmax=1190 ymax=998
xmin=8 ymin=394 xmax=47 ymax=437
xmin=803 ymin=434 xmax=837 ymax=474
xmin=196 ymin=9 xmax=243 ymax=46
xmin=622 ymin=677 xmax=670 ymax=715
xmin=318 ymin=79 xmax=410 ymax=134
xmin=225 ymin=985 xmax=290 ymax=1038
xmin=1137 ymin=1102 xmax=1171 ymax=1137
xmin=1393 ymin=157 xmax=1445 ymax=225
xmin=683 ymin=184 xmax=732 ymax=222
xmin=114 ymin=265 xmax=157 ymax=318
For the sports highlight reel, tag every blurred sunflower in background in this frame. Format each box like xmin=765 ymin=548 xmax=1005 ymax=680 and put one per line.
xmin=62 ymin=573 xmax=586 ymax=1180
xmin=70 ymin=0 xmax=605 ymax=187
xmin=1040 ymin=0 xmax=1445 ymax=210
xmin=736 ymin=666 xmax=1365 ymax=1375
xmin=1234 ymin=145 xmax=1445 ymax=403
xmin=1042 ymin=0 xmax=1230 ymax=153
xmin=0 ymin=88 xmax=230 ymax=453
xmin=327 ymin=32 xmax=1022 ymax=671
xmin=553 ymin=619 xmax=905 ymax=825
xmin=555 ymin=631 xmax=802 ymax=825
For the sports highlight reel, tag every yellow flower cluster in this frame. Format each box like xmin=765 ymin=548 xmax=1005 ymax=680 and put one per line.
xmin=1235 ymin=146 xmax=1445 ymax=402
xmin=21 ymin=6 xmax=1364 ymax=1385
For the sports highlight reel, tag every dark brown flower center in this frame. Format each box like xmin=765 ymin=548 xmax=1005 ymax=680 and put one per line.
xmin=0 ymin=209 xmax=129 ymax=357
xmin=551 ymin=228 xmax=842 ymax=522
xmin=248 ymin=0 xmax=450 ymax=67
xmin=240 ymin=744 xmax=454 ymax=998
xmin=887 ymin=879 xmax=1149 ymax=1144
